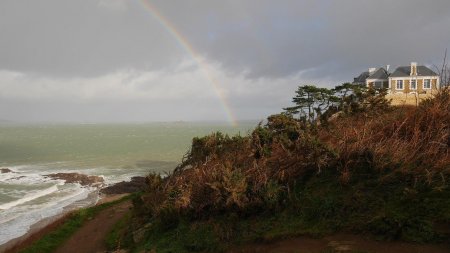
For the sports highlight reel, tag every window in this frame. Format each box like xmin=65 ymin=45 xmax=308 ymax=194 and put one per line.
xmin=410 ymin=79 xmax=417 ymax=90
xmin=424 ymin=79 xmax=431 ymax=89
xmin=374 ymin=81 xmax=383 ymax=89
xmin=396 ymin=80 xmax=403 ymax=90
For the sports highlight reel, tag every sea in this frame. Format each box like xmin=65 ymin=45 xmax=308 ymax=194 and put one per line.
xmin=0 ymin=121 xmax=255 ymax=246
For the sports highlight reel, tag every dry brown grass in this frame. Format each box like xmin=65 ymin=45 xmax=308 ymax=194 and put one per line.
xmin=139 ymin=89 xmax=450 ymax=220
xmin=140 ymin=121 xmax=334 ymax=218
xmin=326 ymin=89 xmax=450 ymax=186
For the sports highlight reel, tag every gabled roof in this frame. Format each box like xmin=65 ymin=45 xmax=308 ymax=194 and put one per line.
xmin=353 ymin=71 xmax=369 ymax=83
xmin=367 ymin=68 xmax=389 ymax=80
xmin=390 ymin=66 xmax=438 ymax=78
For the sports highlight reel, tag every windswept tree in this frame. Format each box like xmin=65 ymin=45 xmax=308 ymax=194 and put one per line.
xmin=332 ymin=83 xmax=372 ymax=113
xmin=283 ymin=85 xmax=337 ymax=123
xmin=284 ymin=83 xmax=390 ymax=125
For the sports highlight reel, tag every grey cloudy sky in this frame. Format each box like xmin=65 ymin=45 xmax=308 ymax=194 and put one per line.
xmin=1 ymin=0 xmax=449 ymax=123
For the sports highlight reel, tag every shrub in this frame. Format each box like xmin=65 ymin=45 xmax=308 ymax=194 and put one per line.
xmin=131 ymin=87 xmax=450 ymax=250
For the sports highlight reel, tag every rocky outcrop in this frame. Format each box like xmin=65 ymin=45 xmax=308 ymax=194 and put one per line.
xmin=1 ymin=168 xmax=13 ymax=173
xmin=100 ymin=176 xmax=146 ymax=194
xmin=45 ymin=173 xmax=104 ymax=187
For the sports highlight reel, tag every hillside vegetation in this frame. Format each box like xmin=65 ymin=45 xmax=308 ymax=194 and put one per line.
xmin=116 ymin=85 xmax=450 ymax=252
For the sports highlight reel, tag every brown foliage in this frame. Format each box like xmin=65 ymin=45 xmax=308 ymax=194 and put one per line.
xmin=141 ymin=116 xmax=334 ymax=219
xmin=140 ymin=89 xmax=450 ymax=221
xmin=325 ymin=89 xmax=450 ymax=185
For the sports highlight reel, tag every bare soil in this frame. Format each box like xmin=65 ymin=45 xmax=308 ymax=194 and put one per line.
xmin=2 ymin=195 xmax=131 ymax=253
xmin=53 ymin=200 xmax=132 ymax=253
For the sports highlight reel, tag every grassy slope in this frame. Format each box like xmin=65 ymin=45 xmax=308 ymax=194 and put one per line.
xmin=125 ymin=173 xmax=450 ymax=253
xmin=114 ymin=91 xmax=450 ymax=252
xmin=19 ymin=195 xmax=132 ymax=253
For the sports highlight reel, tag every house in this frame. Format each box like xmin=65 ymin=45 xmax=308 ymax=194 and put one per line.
xmin=353 ymin=71 xmax=369 ymax=85
xmin=353 ymin=62 xmax=440 ymax=105
xmin=354 ymin=62 xmax=440 ymax=94
xmin=388 ymin=62 xmax=439 ymax=94
xmin=366 ymin=67 xmax=390 ymax=89
xmin=353 ymin=66 xmax=390 ymax=88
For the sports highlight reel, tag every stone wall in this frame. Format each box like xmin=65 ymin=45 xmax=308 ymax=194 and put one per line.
xmin=386 ymin=92 xmax=435 ymax=106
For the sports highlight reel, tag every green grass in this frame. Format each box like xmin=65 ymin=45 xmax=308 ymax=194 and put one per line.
xmin=105 ymin=211 xmax=132 ymax=251
xmin=127 ymin=171 xmax=450 ymax=253
xmin=20 ymin=195 xmax=132 ymax=253
xmin=130 ymin=210 xmax=375 ymax=253
xmin=140 ymin=220 xmax=223 ymax=253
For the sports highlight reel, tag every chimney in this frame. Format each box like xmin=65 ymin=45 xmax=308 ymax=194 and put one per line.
xmin=369 ymin=68 xmax=377 ymax=75
xmin=386 ymin=65 xmax=390 ymax=73
xmin=411 ymin=62 xmax=417 ymax=76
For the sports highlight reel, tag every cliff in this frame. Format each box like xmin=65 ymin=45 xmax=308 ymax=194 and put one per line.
xmin=114 ymin=88 xmax=450 ymax=252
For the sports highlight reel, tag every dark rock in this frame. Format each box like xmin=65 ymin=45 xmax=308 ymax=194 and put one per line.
xmin=45 ymin=173 xmax=104 ymax=187
xmin=100 ymin=176 xmax=147 ymax=194
xmin=11 ymin=176 xmax=26 ymax=180
xmin=1 ymin=168 xmax=13 ymax=173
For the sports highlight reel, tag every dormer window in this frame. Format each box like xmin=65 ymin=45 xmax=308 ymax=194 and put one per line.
xmin=396 ymin=80 xmax=404 ymax=90
xmin=424 ymin=79 xmax=431 ymax=89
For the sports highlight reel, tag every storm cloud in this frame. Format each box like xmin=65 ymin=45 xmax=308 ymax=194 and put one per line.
xmin=0 ymin=0 xmax=449 ymax=122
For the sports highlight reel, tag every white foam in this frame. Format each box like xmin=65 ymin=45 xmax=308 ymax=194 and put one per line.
xmin=0 ymin=185 xmax=58 ymax=210
xmin=0 ymin=184 xmax=94 ymax=245
xmin=0 ymin=162 xmax=148 ymax=246
xmin=0 ymin=166 xmax=68 ymax=187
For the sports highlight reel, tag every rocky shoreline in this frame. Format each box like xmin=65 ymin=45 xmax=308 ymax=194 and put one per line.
xmin=2 ymin=166 xmax=147 ymax=194
xmin=43 ymin=173 xmax=148 ymax=195
xmin=44 ymin=172 xmax=105 ymax=187
xmin=1 ymin=168 xmax=14 ymax=173
xmin=2 ymin=167 xmax=147 ymax=193
xmin=100 ymin=176 xmax=147 ymax=194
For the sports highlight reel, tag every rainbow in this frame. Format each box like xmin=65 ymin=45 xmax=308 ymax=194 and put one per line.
xmin=139 ymin=0 xmax=238 ymax=126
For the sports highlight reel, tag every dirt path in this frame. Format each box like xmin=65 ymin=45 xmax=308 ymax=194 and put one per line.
xmin=54 ymin=200 xmax=132 ymax=253
xmin=231 ymin=234 xmax=450 ymax=253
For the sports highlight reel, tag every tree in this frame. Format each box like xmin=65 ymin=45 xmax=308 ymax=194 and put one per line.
xmin=440 ymin=49 xmax=450 ymax=87
xmin=434 ymin=49 xmax=450 ymax=87
xmin=284 ymin=85 xmax=334 ymax=123
xmin=284 ymin=83 xmax=390 ymax=125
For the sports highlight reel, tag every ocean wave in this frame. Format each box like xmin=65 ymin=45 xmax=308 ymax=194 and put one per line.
xmin=0 ymin=168 xmax=67 ymax=186
xmin=0 ymin=162 xmax=149 ymax=246
xmin=0 ymin=184 xmax=94 ymax=245
xmin=0 ymin=184 xmax=59 ymax=210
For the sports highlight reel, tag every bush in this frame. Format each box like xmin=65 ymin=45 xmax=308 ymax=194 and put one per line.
xmin=129 ymin=88 xmax=450 ymax=251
